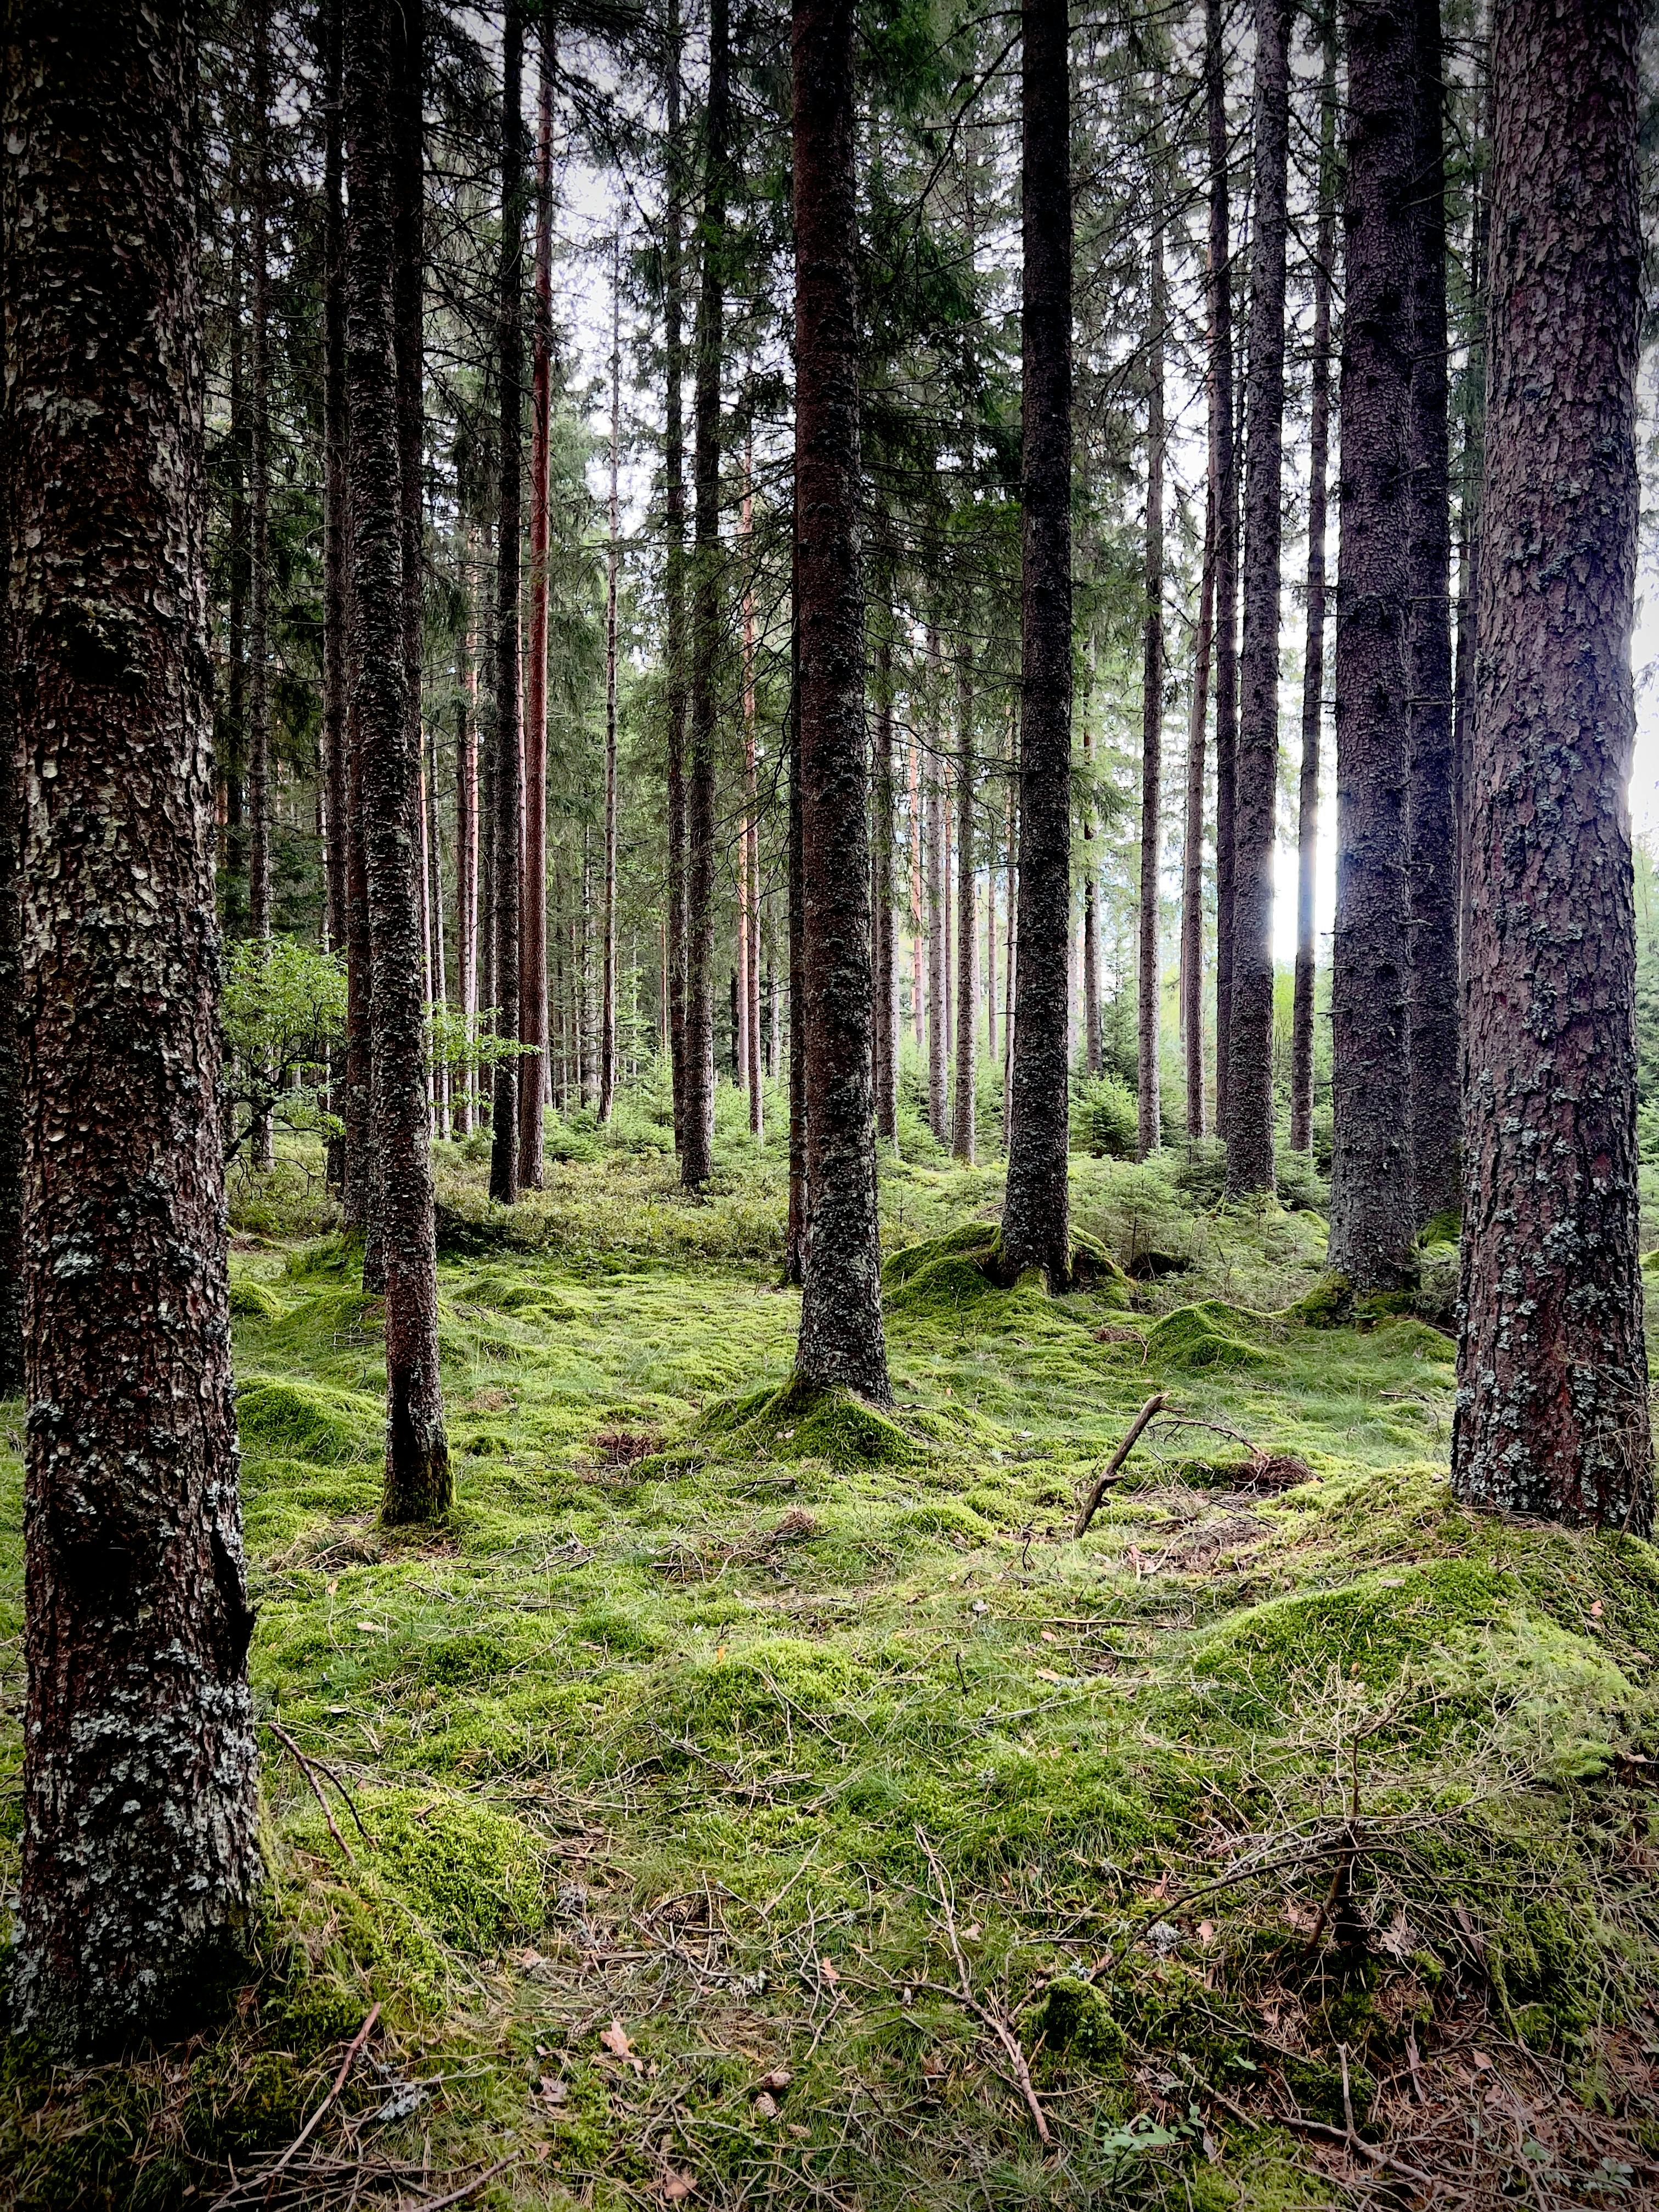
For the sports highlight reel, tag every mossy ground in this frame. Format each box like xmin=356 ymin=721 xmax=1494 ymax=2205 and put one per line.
xmin=2 ymin=1122 xmax=1657 ymax=2208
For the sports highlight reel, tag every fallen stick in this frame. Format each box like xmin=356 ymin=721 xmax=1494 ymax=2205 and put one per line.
xmin=263 ymin=1719 xmax=375 ymax=1857
xmin=394 ymin=2155 xmax=520 ymax=2211
xmin=206 ymin=2005 xmax=380 ymax=2208
xmin=916 ymin=1827 xmax=1049 ymax=2143
xmin=1074 ymin=1395 xmax=1166 ymax=1538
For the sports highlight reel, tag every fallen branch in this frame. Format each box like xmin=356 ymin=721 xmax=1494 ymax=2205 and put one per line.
xmin=263 ymin=1719 xmax=375 ymax=1858
xmin=393 ymin=2155 xmax=520 ymax=2211
xmin=208 ymin=2005 xmax=380 ymax=2208
xmin=1073 ymin=1395 xmax=1166 ymax=1538
xmin=916 ymin=1827 xmax=1049 ymax=2143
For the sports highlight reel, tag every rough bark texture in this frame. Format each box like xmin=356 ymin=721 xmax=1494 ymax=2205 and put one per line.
xmin=1082 ymin=728 xmax=1101 ymax=1076
xmin=872 ymin=624 xmax=898 ymax=1144
xmin=5 ymin=0 xmax=262 ymax=2046
xmin=1206 ymin=0 xmax=1238 ymax=1140
xmin=1137 ymin=161 xmax=1165 ymax=1161
xmin=0 ymin=97 xmax=22 ymax=1398
xmin=953 ymin=644 xmax=975 ymax=1165
xmin=489 ymin=2 xmax=524 ymax=1204
xmin=1181 ymin=486 xmax=1214 ymax=1142
xmin=455 ymin=592 xmax=477 ymax=1135
xmin=247 ymin=0 xmax=272 ymax=954
xmin=521 ymin=32 xmax=554 ymax=1173
xmin=1404 ymin=0 xmax=1458 ymax=1226
xmin=321 ymin=0 xmax=349 ymax=1181
xmin=663 ymin=0 xmax=687 ymax=1153
xmin=600 ymin=232 xmax=620 ymax=1124
xmin=1453 ymin=0 xmax=1650 ymax=1532
xmin=682 ymin=0 xmax=728 ymax=1189
xmin=1290 ymin=24 xmax=1336 ymax=1158
xmin=1329 ymin=0 xmax=1418 ymax=1288
xmin=347 ymin=0 xmax=450 ymax=1523
xmin=783 ymin=561 xmax=807 ymax=1286
xmin=925 ymin=633 xmax=946 ymax=1139
xmin=1000 ymin=0 xmax=1073 ymax=1289
xmin=741 ymin=443 xmax=762 ymax=1137
xmin=792 ymin=0 xmax=888 ymax=1402
xmin=1226 ymin=0 xmax=1290 ymax=1198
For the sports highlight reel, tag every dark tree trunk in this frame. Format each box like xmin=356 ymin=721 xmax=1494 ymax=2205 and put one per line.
xmin=1226 ymin=0 xmax=1290 ymax=1198
xmin=1138 ymin=149 xmax=1164 ymax=1160
xmin=1000 ymin=0 xmax=1072 ymax=1288
xmin=489 ymin=1 xmax=524 ymax=1204
xmin=1290 ymin=22 xmax=1336 ymax=1158
xmin=873 ymin=621 xmax=898 ymax=1144
xmin=664 ymin=0 xmax=687 ymax=1154
xmin=477 ymin=516 xmax=496 ymax=1097
xmin=1207 ymin=0 xmax=1238 ymax=1140
xmin=925 ymin=630 xmax=946 ymax=1139
xmin=681 ymin=0 xmax=729 ymax=1188
xmin=792 ymin=0 xmax=888 ymax=1402
xmin=455 ymin=587 xmax=477 ymax=1135
xmin=1404 ymin=0 xmax=1458 ymax=1226
xmin=321 ymin=0 xmax=349 ymax=1188
xmin=224 ymin=202 xmax=249 ymax=941
xmin=248 ymin=0 xmax=272 ymax=956
xmin=0 ymin=104 xmax=21 ymax=1397
xmin=1329 ymin=0 xmax=1417 ymax=1289
xmin=784 ymin=568 xmax=807 ymax=1286
xmin=1454 ymin=0 xmax=1650 ymax=1531
xmin=347 ymin=0 xmax=449 ymax=1522
xmin=1181 ymin=484 xmax=1214 ymax=1141
xmin=600 ymin=232 xmax=620 ymax=1124
xmin=521 ymin=29 xmax=554 ymax=1176
xmin=1082 ymin=727 xmax=1101 ymax=1075
xmin=953 ymin=641 xmax=975 ymax=1164
xmin=5 ymin=0 xmax=261 ymax=2046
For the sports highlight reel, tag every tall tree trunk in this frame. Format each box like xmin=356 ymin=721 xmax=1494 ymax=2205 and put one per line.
xmin=953 ymin=641 xmax=976 ymax=1164
xmin=742 ymin=457 xmax=763 ymax=1138
xmin=489 ymin=1 xmax=524 ymax=1203
xmin=1082 ymin=726 xmax=1101 ymax=1074
xmin=873 ymin=624 xmax=898 ymax=1143
xmin=349 ymin=0 xmax=449 ymax=1522
xmin=477 ymin=516 xmax=496 ymax=1106
xmin=1138 ymin=145 xmax=1165 ymax=1160
xmin=599 ymin=229 xmax=622 ymax=1124
xmin=792 ymin=0 xmax=889 ymax=1402
xmin=663 ymin=0 xmax=687 ymax=1153
xmin=1329 ymin=0 xmax=1417 ymax=1288
xmin=247 ymin=0 xmax=274 ymax=1169
xmin=425 ymin=725 xmax=447 ymax=1135
xmin=1181 ymin=483 xmax=1215 ymax=1141
xmin=224 ymin=194 xmax=249 ymax=940
xmin=1003 ymin=732 xmax=1017 ymax=1141
xmin=1290 ymin=19 xmax=1336 ymax=1158
xmin=321 ymin=0 xmax=350 ymax=1186
xmin=682 ymin=0 xmax=728 ymax=1187
xmin=1207 ymin=0 xmax=1238 ymax=1139
xmin=455 ymin=586 xmax=477 ymax=1135
xmin=7 ymin=0 xmax=261 ymax=2044
xmin=521 ymin=29 xmax=554 ymax=1173
xmin=1001 ymin=0 xmax=1073 ymax=1287
xmin=0 ymin=188 xmax=18 ymax=1395
xmin=909 ymin=736 xmax=926 ymax=1057
xmin=1404 ymin=0 xmax=1457 ymax=1226
xmin=1454 ymin=0 xmax=1649 ymax=1531
xmin=784 ymin=562 xmax=807 ymax=1285
xmin=1226 ymin=0 xmax=1290 ymax=1197
xmin=926 ymin=631 xmax=946 ymax=1139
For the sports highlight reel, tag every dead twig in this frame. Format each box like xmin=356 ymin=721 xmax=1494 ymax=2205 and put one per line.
xmin=1073 ymin=1394 xmax=1167 ymax=1538
xmin=207 ymin=2005 xmax=380 ymax=2208
xmin=915 ymin=1826 xmax=1049 ymax=2143
xmin=393 ymin=2154 xmax=519 ymax=2210
xmin=264 ymin=1719 xmax=375 ymax=1858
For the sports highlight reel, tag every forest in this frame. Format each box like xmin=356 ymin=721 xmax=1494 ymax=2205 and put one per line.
xmin=2 ymin=0 xmax=1658 ymax=2204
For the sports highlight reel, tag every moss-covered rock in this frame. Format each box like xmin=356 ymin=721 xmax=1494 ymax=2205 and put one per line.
xmin=1021 ymin=1976 xmax=1127 ymax=2070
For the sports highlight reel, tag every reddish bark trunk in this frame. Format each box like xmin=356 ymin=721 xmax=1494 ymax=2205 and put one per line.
xmin=521 ymin=30 xmax=555 ymax=1175
xmin=489 ymin=2 xmax=524 ymax=1202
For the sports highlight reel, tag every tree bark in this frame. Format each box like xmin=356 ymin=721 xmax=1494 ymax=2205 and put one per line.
xmin=682 ymin=0 xmax=729 ymax=1188
xmin=1453 ymin=0 xmax=1650 ymax=1532
xmin=600 ymin=228 xmax=621 ymax=1124
xmin=1207 ymin=0 xmax=1238 ymax=1141
xmin=784 ymin=557 xmax=807 ymax=1285
xmin=1290 ymin=21 xmax=1336 ymax=1158
xmin=1329 ymin=0 xmax=1417 ymax=1288
xmin=663 ymin=0 xmax=687 ymax=1154
xmin=925 ymin=629 xmax=946 ymax=1139
xmin=247 ymin=0 xmax=274 ymax=1170
xmin=521 ymin=27 xmax=554 ymax=1171
xmin=792 ymin=0 xmax=889 ymax=1402
xmin=953 ymin=639 xmax=975 ymax=1164
xmin=1226 ymin=0 xmax=1290 ymax=1197
xmin=741 ymin=432 xmax=762 ymax=1136
xmin=1001 ymin=0 xmax=1073 ymax=1288
xmin=455 ymin=580 xmax=477 ymax=1135
xmin=321 ymin=0 xmax=350 ymax=1184
xmin=872 ymin=622 xmax=898 ymax=1144
xmin=1181 ymin=482 xmax=1215 ymax=1141
xmin=909 ymin=735 xmax=926 ymax=1058
xmin=348 ymin=0 xmax=449 ymax=1522
xmin=489 ymin=0 xmax=524 ymax=1203
xmin=1404 ymin=0 xmax=1457 ymax=1226
xmin=1082 ymin=726 xmax=1101 ymax=1075
xmin=1138 ymin=144 xmax=1165 ymax=1160
xmin=0 ymin=213 xmax=18 ymax=1393
xmin=6 ymin=0 xmax=261 ymax=2044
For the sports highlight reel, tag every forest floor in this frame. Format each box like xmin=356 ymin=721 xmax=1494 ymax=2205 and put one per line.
xmin=4 ymin=1108 xmax=1659 ymax=2210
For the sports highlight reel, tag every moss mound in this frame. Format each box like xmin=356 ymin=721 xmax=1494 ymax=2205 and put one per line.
xmin=1021 ymin=1976 xmax=1127 ymax=2071
xmin=1144 ymin=1301 xmax=1276 ymax=1371
xmin=885 ymin=1220 xmax=1131 ymax=1308
xmin=229 ymin=1275 xmax=287 ymax=1323
xmin=701 ymin=1375 xmax=921 ymax=1466
xmin=236 ymin=1375 xmax=381 ymax=1464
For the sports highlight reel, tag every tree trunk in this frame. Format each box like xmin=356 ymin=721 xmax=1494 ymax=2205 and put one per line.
xmin=909 ymin=736 xmax=926 ymax=1058
xmin=664 ymin=0 xmax=687 ymax=1150
xmin=1454 ymin=0 xmax=1649 ymax=1531
xmin=7 ymin=0 xmax=261 ymax=2045
xmin=1138 ymin=143 xmax=1165 ymax=1161
xmin=0 ymin=224 xmax=18 ymax=1392
xmin=785 ymin=564 xmax=807 ymax=1286
xmin=599 ymin=229 xmax=621 ymax=1124
xmin=740 ymin=432 xmax=761 ymax=1136
xmin=1226 ymin=0 xmax=1290 ymax=1197
xmin=953 ymin=641 xmax=976 ymax=1164
xmin=1181 ymin=482 xmax=1215 ymax=1141
xmin=1001 ymin=0 xmax=1073 ymax=1287
xmin=1207 ymin=0 xmax=1238 ymax=1141
xmin=455 ymin=585 xmax=477 ymax=1135
xmin=247 ymin=0 xmax=274 ymax=1169
xmin=425 ymin=724 xmax=447 ymax=1136
xmin=1290 ymin=21 xmax=1336 ymax=1158
xmin=224 ymin=195 xmax=249 ymax=943
xmin=873 ymin=623 xmax=898 ymax=1144
xmin=792 ymin=0 xmax=889 ymax=1403
xmin=682 ymin=0 xmax=728 ymax=1187
xmin=521 ymin=29 xmax=554 ymax=1174
xmin=348 ymin=0 xmax=449 ymax=1522
xmin=1003 ymin=735 xmax=1017 ymax=1141
xmin=489 ymin=1 xmax=524 ymax=1203
xmin=1082 ymin=726 xmax=1101 ymax=1075
xmin=1329 ymin=0 xmax=1417 ymax=1289
xmin=1404 ymin=0 xmax=1457 ymax=1226
xmin=926 ymin=631 xmax=947 ymax=1139
xmin=321 ymin=0 xmax=350 ymax=1185
xmin=477 ymin=517 xmax=496 ymax=1109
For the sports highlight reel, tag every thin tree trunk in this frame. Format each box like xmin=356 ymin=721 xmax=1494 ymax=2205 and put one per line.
xmin=520 ymin=29 xmax=554 ymax=1175
xmin=792 ymin=0 xmax=888 ymax=1400
xmin=1001 ymin=0 xmax=1073 ymax=1287
xmin=909 ymin=736 xmax=926 ymax=1057
xmin=1404 ymin=0 xmax=1458 ymax=1225
xmin=1290 ymin=20 xmax=1337 ymax=1158
xmin=1329 ymin=0 xmax=1417 ymax=1289
xmin=425 ymin=724 xmax=447 ymax=1136
xmin=1082 ymin=729 xmax=1101 ymax=1077
xmin=682 ymin=0 xmax=729 ymax=1187
xmin=1226 ymin=0 xmax=1290 ymax=1197
xmin=1207 ymin=0 xmax=1238 ymax=1141
xmin=476 ymin=518 xmax=495 ymax=1126
xmin=742 ymin=446 xmax=763 ymax=1138
xmin=490 ymin=2 xmax=524 ymax=1203
xmin=953 ymin=641 xmax=975 ymax=1164
xmin=455 ymin=584 xmax=477 ymax=1135
xmin=600 ymin=229 xmax=622 ymax=1124
xmin=321 ymin=0 xmax=349 ymax=1187
xmin=664 ymin=0 xmax=688 ymax=1150
xmin=225 ymin=190 xmax=249 ymax=940
xmin=1453 ymin=0 xmax=1649 ymax=1531
xmin=1181 ymin=482 xmax=1215 ymax=1141
xmin=925 ymin=631 xmax=946 ymax=1139
xmin=1138 ymin=140 xmax=1165 ymax=1161
xmin=7 ymin=0 xmax=262 ymax=2045
xmin=785 ymin=566 xmax=807 ymax=1285
xmin=1003 ymin=732 xmax=1017 ymax=1141
xmin=873 ymin=624 xmax=898 ymax=1144
xmin=248 ymin=0 xmax=274 ymax=1169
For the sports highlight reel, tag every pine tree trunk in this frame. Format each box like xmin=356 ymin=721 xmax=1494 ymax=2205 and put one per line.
xmin=1207 ymin=0 xmax=1238 ymax=1140
xmin=1181 ymin=484 xmax=1214 ymax=1141
xmin=7 ymin=0 xmax=262 ymax=2045
xmin=1404 ymin=0 xmax=1458 ymax=1226
xmin=1003 ymin=735 xmax=1017 ymax=1139
xmin=682 ymin=0 xmax=728 ymax=1188
xmin=664 ymin=0 xmax=688 ymax=1152
xmin=455 ymin=588 xmax=477 ymax=1135
xmin=348 ymin=0 xmax=450 ymax=1522
xmin=792 ymin=0 xmax=888 ymax=1402
xmin=489 ymin=1 xmax=524 ymax=1203
xmin=1138 ymin=149 xmax=1165 ymax=1161
xmin=1001 ymin=0 xmax=1073 ymax=1287
xmin=926 ymin=631 xmax=947 ymax=1140
xmin=1329 ymin=0 xmax=1418 ymax=1289
xmin=1290 ymin=23 xmax=1336 ymax=1158
xmin=225 ymin=201 xmax=249 ymax=942
xmin=1453 ymin=0 xmax=1649 ymax=1531
xmin=321 ymin=0 xmax=350 ymax=1186
xmin=909 ymin=736 xmax=926 ymax=1058
xmin=1226 ymin=0 xmax=1290 ymax=1197
xmin=0 ymin=238 xmax=18 ymax=1392
xmin=873 ymin=624 xmax=898 ymax=1144
xmin=1082 ymin=729 xmax=1101 ymax=1076
xmin=742 ymin=510 xmax=763 ymax=1139
xmin=425 ymin=725 xmax=447 ymax=1136
xmin=599 ymin=230 xmax=621 ymax=1125
xmin=520 ymin=30 xmax=555 ymax=1174
xmin=953 ymin=644 xmax=976 ymax=1164
xmin=247 ymin=0 xmax=274 ymax=1169
xmin=785 ymin=573 xmax=807 ymax=1286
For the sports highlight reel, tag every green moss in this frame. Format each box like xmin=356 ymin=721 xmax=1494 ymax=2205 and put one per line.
xmin=1144 ymin=1301 xmax=1277 ymax=1372
xmin=236 ymin=1375 xmax=380 ymax=1464
xmin=229 ymin=1275 xmax=287 ymax=1323
xmin=1020 ymin=1976 xmax=1127 ymax=2070
xmin=703 ymin=1374 xmax=921 ymax=1467
xmin=1287 ymin=1272 xmax=1352 ymax=1328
